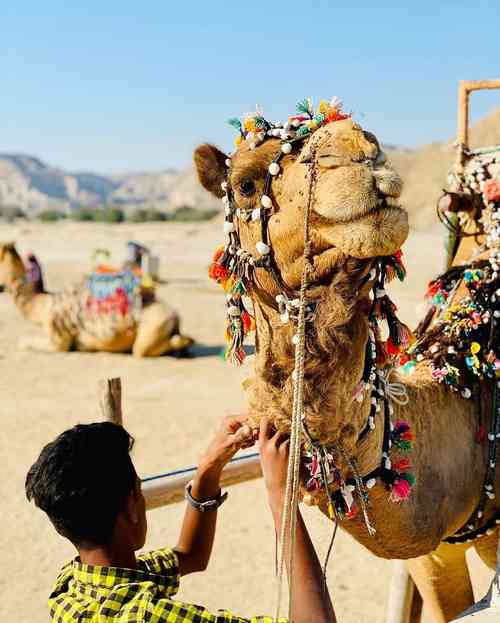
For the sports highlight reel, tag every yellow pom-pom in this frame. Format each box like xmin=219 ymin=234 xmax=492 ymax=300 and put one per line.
xmin=243 ymin=117 xmax=256 ymax=132
xmin=141 ymin=276 xmax=154 ymax=288
xmin=306 ymin=120 xmax=318 ymax=130
xmin=318 ymin=99 xmax=330 ymax=114
xmin=234 ymin=135 xmax=243 ymax=146
xmin=471 ymin=342 xmax=481 ymax=354
xmin=223 ymin=275 xmax=235 ymax=293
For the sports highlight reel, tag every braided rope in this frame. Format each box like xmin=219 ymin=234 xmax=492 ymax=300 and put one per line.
xmin=275 ymin=155 xmax=316 ymax=622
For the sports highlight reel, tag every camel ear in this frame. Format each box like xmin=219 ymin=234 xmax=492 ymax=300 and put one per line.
xmin=0 ymin=242 xmax=16 ymax=260
xmin=194 ymin=144 xmax=227 ymax=198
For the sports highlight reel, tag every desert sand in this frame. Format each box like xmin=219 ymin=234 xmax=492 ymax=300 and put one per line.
xmin=0 ymin=220 xmax=494 ymax=622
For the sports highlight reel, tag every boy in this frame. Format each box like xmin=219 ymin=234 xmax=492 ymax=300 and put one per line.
xmin=26 ymin=416 xmax=334 ymax=622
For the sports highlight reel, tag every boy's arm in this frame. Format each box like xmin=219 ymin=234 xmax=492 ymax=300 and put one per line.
xmin=174 ymin=415 xmax=255 ymax=575
xmin=259 ymin=418 xmax=336 ymax=623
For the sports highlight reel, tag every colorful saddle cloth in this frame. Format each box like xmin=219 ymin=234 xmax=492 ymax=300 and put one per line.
xmin=84 ymin=269 xmax=141 ymax=318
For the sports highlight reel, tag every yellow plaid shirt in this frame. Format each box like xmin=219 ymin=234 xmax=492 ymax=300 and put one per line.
xmin=49 ymin=548 xmax=283 ymax=622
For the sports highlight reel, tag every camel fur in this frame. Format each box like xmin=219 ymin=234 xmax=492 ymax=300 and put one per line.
xmin=194 ymin=118 xmax=499 ymax=622
xmin=0 ymin=242 xmax=193 ymax=357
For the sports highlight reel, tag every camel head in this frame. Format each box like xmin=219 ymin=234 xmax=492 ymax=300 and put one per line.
xmin=0 ymin=242 xmax=26 ymax=286
xmin=195 ymin=114 xmax=408 ymax=295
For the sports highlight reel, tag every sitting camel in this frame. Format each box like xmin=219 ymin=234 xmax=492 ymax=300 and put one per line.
xmin=194 ymin=102 xmax=500 ymax=622
xmin=0 ymin=242 xmax=193 ymax=356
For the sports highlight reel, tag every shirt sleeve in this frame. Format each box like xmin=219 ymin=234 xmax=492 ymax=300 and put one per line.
xmin=138 ymin=548 xmax=180 ymax=593
xmin=162 ymin=601 xmax=287 ymax=622
xmin=215 ymin=612 xmax=288 ymax=623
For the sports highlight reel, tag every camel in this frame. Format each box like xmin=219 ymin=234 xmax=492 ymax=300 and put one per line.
xmin=194 ymin=108 xmax=500 ymax=622
xmin=0 ymin=242 xmax=193 ymax=356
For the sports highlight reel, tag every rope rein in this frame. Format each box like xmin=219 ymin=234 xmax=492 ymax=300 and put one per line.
xmin=275 ymin=153 xmax=317 ymax=622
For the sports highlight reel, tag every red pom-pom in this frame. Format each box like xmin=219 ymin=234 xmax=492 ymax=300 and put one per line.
xmin=385 ymin=338 xmax=401 ymax=356
xmin=242 ymin=311 xmax=254 ymax=333
xmin=326 ymin=111 xmax=350 ymax=123
xmin=392 ymin=458 xmax=411 ymax=472
xmin=208 ymin=263 xmax=229 ymax=282
xmin=346 ymin=504 xmax=359 ymax=519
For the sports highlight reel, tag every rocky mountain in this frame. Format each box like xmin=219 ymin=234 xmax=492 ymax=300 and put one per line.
xmin=388 ymin=107 xmax=500 ymax=229
xmin=1 ymin=107 xmax=499 ymax=226
xmin=0 ymin=155 xmax=219 ymax=214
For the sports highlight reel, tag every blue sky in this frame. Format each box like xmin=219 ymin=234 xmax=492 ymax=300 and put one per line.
xmin=1 ymin=0 xmax=499 ymax=173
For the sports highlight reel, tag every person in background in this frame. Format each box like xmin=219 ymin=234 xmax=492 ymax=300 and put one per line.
xmin=125 ymin=241 xmax=149 ymax=271
xmin=25 ymin=252 xmax=45 ymax=293
xmin=25 ymin=416 xmax=334 ymax=623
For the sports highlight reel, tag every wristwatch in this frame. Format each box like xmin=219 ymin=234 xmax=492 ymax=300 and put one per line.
xmin=185 ymin=480 xmax=228 ymax=512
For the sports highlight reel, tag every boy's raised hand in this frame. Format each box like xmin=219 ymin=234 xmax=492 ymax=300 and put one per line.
xmin=198 ymin=415 xmax=256 ymax=475
xmin=258 ymin=417 xmax=290 ymax=511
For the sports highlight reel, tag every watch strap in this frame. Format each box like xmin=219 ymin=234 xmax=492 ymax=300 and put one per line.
xmin=185 ymin=481 xmax=228 ymax=512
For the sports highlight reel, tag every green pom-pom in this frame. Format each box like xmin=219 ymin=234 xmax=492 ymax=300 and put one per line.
xmin=254 ymin=116 xmax=267 ymax=129
xmin=401 ymin=473 xmax=416 ymax=486
xmin=313 ymin=113 xmax=325 ymax=124
xmin=296 ymin=98 xmax=313 ymax=116
xmin=394 ymin=440 xmax=412 ymax=453
xmin=227 ymin=117 xmax=242 ymax=132
xmin=232 ymin=280 xmax=246 ymax=295
xmin=296 ymin=125 xmax=310 ymax=138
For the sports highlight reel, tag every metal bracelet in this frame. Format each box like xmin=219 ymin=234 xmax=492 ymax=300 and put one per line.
xmin=184 ymin=480 xmax=228 ymax=512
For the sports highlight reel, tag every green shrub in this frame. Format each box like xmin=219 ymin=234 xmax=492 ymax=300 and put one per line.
xmin=71 ymin=206 xmax=125 ymax=223
xmin=94 ymin=207 xmax=125 ymax=223
xmin=37 ymin=209 xmax=66 ymax=222
xmin=71 ymin=208 xmax=95 ymax=221
xmin=167 ymin=206 xmax=218 ymax=222
xmin=128 ymin=207 xmax=168 ymax=223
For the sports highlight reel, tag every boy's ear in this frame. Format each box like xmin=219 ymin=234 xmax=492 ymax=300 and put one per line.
xmin=193 ymin=144 xmax=228 ymax=198
xmin=125 ymin=489 xmax=140 ymax=525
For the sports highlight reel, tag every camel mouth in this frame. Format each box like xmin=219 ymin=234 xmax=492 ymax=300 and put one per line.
xmin=351 ymin=199 xmax=404 ymax=225
xmin=318 ymin=202 xmax=409 ymax=260
xmin=324 ymin=197 xmax=403 ymax=228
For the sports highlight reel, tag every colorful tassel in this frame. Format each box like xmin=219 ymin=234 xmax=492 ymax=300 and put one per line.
xmin=390 ymin=477 xmax=412 ymax=502
xmin=391 ymin=420 xmax=414 ymax=453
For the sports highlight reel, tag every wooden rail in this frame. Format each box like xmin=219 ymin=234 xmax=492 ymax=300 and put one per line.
xmin=142 ymin=453 xmax=262 ymax=510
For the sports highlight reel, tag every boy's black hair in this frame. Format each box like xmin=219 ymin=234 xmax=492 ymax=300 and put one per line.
xmin=26 ymin=422 xmax=136 ymax=547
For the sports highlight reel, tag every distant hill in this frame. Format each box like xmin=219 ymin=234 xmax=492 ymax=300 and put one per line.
xmin=1 ymin=107 xmax=499 ymax=226
xmin=387 ymin=107 xmax=500 ymax=228
xmin=0 ymin=155 xmax=219 ymax=215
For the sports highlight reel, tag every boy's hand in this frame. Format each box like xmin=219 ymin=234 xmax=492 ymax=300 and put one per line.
xmin=194 ymin=415 xmax=256 ymax=499
xmin=259 ymin=417 xmax=290 ymax=512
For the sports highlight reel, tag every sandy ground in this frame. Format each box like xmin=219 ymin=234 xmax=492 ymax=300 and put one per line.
xmin=0 ymin=221 xmax=495 ymax=622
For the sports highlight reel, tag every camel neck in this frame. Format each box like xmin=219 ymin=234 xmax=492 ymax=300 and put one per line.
xmin=250 ymin=292 xmax=376 ymax=460
xmin=8 ymin=277 xmax=50 ymax=322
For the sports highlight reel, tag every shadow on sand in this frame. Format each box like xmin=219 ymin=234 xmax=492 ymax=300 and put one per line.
xmin=174 ymin=344 xmax=255 ymax=359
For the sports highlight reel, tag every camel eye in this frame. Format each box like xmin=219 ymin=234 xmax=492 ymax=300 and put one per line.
xmin=239 ymin=180 xmax=256 ymax=197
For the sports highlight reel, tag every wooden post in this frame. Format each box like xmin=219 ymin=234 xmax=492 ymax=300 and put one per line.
xmin=456 ymin=79 xmax=500 ymax=167
xmin=386 ymin=561 xmax=415 ymax=623
xmin=98 ymin=377 xmax=123 ymax=425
